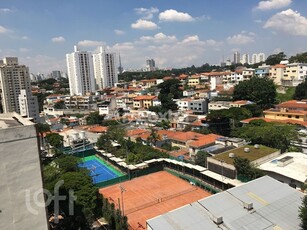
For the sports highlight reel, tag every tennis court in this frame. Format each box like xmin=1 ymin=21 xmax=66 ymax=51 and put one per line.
xmin=99 ymin=171 xmax=211 ymax=230
xmin=79 ymin=155 xmax=124 ymax=184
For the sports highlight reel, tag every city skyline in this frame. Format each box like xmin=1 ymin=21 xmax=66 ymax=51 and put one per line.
xmin=0 ymin=0 xmax=307 ymax=74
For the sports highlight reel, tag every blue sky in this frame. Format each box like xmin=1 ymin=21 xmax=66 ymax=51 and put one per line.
xmin=1 ymin=0 xmax=307 ymax=74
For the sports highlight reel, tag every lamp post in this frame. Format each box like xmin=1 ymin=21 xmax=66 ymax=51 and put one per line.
xmin=119 ymin=185 xmax=126 ymax=216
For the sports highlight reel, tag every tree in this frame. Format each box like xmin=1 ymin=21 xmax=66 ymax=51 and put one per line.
xmin=158 ymin=79 xmax=183 ymax=112
xmin=46 ymin=133 xmax=63 ymax=148
xmin=54 ymin=100 xmax=65 ymax=109
xmin=289 ymin=52 xmax=307 ymax=63
xmin=233 ymin=156 xmax=264 ymax=181
xmin=299 ymin=195 xmax=307 ymax=230
xmin=233 ymin=76 xmax=276 ymax=109
xmin=86 ymin=111 xmax=105 ymax=125
xmin=232 ymin=120 xmax=298 ymax=153
xmin=293 ymin=79 xmax=307 ymax=100
xmin=36 ymin=123 xmax=51 ymax=135
xmin=54 ymin=155 xmax=80 ymax=173
xmin=195 ymin=151 xmax=209 ymax=167
xmin=265 ymin=52 xmax=287 ymax=65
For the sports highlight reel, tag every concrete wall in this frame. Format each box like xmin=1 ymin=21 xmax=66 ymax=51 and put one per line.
xmin=0 ymin=119 xmax=48 ymax=230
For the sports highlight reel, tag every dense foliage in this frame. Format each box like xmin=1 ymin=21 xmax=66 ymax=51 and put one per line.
xmin=46 ymin=133 xmax=64 ymax=148
xmin=289 ymin=52 xmax=307 ymax=63
xmin=43 ymin=155 xmax=101 ymax=229
xmin=232 ymin=119 xmax=298 ymax=153
xmin=96 ymin=126 xmax=168 ymax=164
xmin=300 ymin=195 xmax=307 ymax=230
xmin=157 ymin=79 xmax=183 ymax=112
xmin=206 ymin=107 xmax=252 ymax=136
xmin=233 ymin=76 xmax=276 ymax=109
xmin=195 ymin=151 xmax=209 ymax=167
xmin=86 ymin=111 xmax=105 ymax=125
xmin=293 ymin=79 xmax=307 ymax=100
xmin=233 ymin=156 xmax=264 ymax=181
xmin=265 ymin=52 xmax=287 ymax=65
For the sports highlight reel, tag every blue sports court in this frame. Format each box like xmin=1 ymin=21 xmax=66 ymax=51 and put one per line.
xmin=78 ymin=155 xmax=123 ymax=184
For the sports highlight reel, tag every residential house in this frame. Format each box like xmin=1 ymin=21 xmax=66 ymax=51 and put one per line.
xmin=133 ymin=95 xmax=157 ymax=109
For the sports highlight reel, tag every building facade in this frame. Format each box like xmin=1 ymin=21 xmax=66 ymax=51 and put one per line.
xmin=66 ymin=46 xmax=95 ymax=96
xmin=0 ymin=57 xmax=39 ymax=122
xmin=93 ymin=47 xmax=118 ymax=89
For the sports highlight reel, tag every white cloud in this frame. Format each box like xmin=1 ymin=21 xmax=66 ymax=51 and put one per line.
xmin=227 ymin=31 xmax=255 ymax=45
xmin=131 ymin=19 xmax=158 ymax=30
xmin=0 ymin=8 xmax=13 ymax=13
xmin=78 ymin=40 xmax=105 ymax=47
xmin=264 ymin=9 xmax=307 ymax=36
xmin=134 ymin=7 xmax=159 ymax=20
xmin=51 ymin=36 xmax=65 ymax=43
xmin=139 ymin=33 xmax=177 ymax=43
xmin=22 ymin=36 xmax=29 ymax=40
xmin=114 ymin=29 xmax=125 ymax=35
xmin=181 ymin=35 xmax=200 ymax=43
xmin=159 ymin=9 xmax=194 ymax=22
xmin=256 ymin=0 xmax=292 ymax=10
xmin=0 ymin=25 xmax=9 ymax=33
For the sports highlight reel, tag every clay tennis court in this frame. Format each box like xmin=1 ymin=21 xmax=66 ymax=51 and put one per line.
xmin=99 ymin=171 xmax=211 ymax=230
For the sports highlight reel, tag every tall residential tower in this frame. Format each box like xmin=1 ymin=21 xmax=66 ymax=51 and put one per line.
xmin=93 ymin=47 xmax=118 ymax=89
xmin=0 ymin=57 xmax=39 ymax=122
xmin=66 ymin=46 xmax=95 ymax=96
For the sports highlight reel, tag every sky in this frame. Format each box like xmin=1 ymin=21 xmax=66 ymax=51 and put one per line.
xmin=1 ymin=0 xmax=307 ymax=75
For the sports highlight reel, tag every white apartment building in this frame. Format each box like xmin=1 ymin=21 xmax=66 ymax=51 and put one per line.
xmin=282 ymin=63 xmax=307 ymax=86
xmin=241 ymin=54 xmax=249 ymax=64
xmin=93 ymin=47 xmax=118 ymax=89
xmin=251 ymin=53 xmax=266 ymax=64
xmin=269 ymin=64 xmax=286 ymax=85
xmin=0 ymin=57 xmax=39 ymax=122
xmin=19 ymin=89 xmax=39 ymax=122
xmin=66 ymin=46 xmax=95 ymax=96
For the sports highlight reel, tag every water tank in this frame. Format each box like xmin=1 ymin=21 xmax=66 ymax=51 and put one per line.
xmin=229 ymin=153 xmax=235 ymax=158
xmin=254 ymin=144 xmax=259 ymax=149
xmin=72 ymin=132 xmax=79 ymax=141
xmin=79 ymin=131 xmax=86 ymax=140
xmin=244 ymin=147 xmax=250 ymax=153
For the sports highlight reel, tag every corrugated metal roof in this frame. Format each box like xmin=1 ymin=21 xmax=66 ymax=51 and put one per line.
xmin=147 ymin=176 xmax=303 ymax=230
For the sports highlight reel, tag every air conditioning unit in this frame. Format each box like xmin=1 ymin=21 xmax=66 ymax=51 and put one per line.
xmin=213 ymin=216 xmax=223 ymax=225
xmin=243 ymin=202 xmax=253 ymax=210
xmin=244 ymin=147 xmax=250 ymax=153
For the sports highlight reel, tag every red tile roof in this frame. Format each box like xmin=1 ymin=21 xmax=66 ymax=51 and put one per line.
xmin=276 ymin=100 xmax=307 ymax=110
xmin=188 ymin=134 xmax=222 ymax=148
xmin=88 ymin=126 xmax=108 ymax=133
xmin=133 ymin=95 xmax=157 ymax=100
xmin=126 ymin=129 xmax=150 ymax=137
xmin=240 ymin=117 xmax=307 ymax=127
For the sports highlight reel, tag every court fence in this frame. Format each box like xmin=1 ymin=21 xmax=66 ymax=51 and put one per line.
xmin=164 ymin=168 xmax=221 ymax=194
xmin=95 ymin=174 xmax=130 ymax=188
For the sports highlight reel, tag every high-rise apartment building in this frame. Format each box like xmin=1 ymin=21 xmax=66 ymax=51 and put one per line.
xmin=146 ymin=59 xmax=156 ymax=71
xmin=0 ymin=57 xmax=39 ymax=122
xmin=241 ymin=54 xmax=249 ymax=64
xmin=93 ymin=47 xmax=118 ymax=89
xmin=66 ymin=46 xmax=95 ymax=96
xmin=233 ymin=51 xmax=240 ymax=64
xmin=251 ymin=53 xmax=266 ymax=64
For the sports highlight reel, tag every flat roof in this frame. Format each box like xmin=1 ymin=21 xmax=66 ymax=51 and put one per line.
xmin=258 ymin=152 xmax=307 ymax=183
xmin=213 ymin=145 xmax=278 ymax=165
xmin=147 ymin=176 xmax=304 ymax=230
xmin=0 ymin=112 xmax=33 ymax=128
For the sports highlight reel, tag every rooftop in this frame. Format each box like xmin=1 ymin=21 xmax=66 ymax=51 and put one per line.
xmin=276 ymin=100 xmax=307 ymax=110
xmin=258 ymin=152 xmax=307 ymax=183
xmin=188 ymin=134 xmax=222 ymax=148
xmin=0 ymin=112 xmax=33 ymax=128
xmin=213 ymin=145 xmax=278 ymax=165
xmin=147 ymin=176 xmax=303 ymax=230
